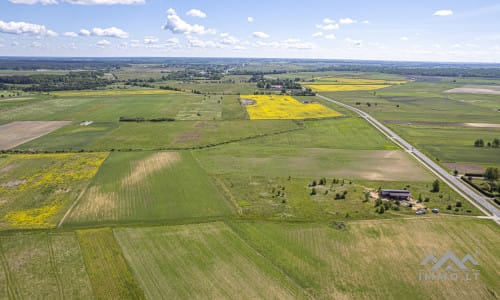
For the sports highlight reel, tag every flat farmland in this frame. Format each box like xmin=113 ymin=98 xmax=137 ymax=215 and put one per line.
xmin=16 ymin=119 xmax=300 ymax=151
xmin=0 ymin=92 xmax=222 ymax=122
xmin=196 ymin=147 xmax=431 ymax=181
xmin=0 ymin=121 xmax=70 ymax=149
xmin=229 ymin=218 xmax=500 ymax=299
xmin=114 ymin=222 xmax=303 ymax=299
xmin=0 ymin=232 xmax=93 ymax=299
xmin=65 ymin=151 xmax=234 ymax=226
xmin=0 ymin=152 xmax=107 ymax=229
xmin=77 ymin=228 xmax=145 ymax=299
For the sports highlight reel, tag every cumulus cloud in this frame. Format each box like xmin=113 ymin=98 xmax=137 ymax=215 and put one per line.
xmin=64 ymin=31 xmax=78 ymax=37
xmin=233 ymin=45 xmax=247 ymax=50
xmin=9 ymin=0 xmax=144 ymax=4
xmin=91 ymin=27 xmax=129 ymax=38
xmin=400 ymin=36 xmax=409 ymax=41
xmin=186 ymin=37 xmax=222 ymax=48
xmin=79 ymin=29 xmax=91 ymax=36
xmin=362 ymin=20 xmax=371 ymax=24
xmin=143 ymin=36 xmax=158 ymax=44
xmin=220 ymin=35 xmax=239 ymax=45
xmin=323 ymin=18 xmax=335 ymax=24
xmin=247 ymin=16 xmax=254 ymax=23
xmin=339 ymin=17 xmax=357 ymax=24
xmin=253 ymin=31 xmax=270 ymax=39
xmin=186 ymin=9 xmax=206 ymax=18
xmin=163 ymin=8 xmax=215 ymax=35
xmin=0 ymin=20 xmax=57 ymax=36
xmin=434 ymin=9 xmax=453 ymax=16
xmin=316 ymin=23 xmax=339 ymax=31
xmin=325 ymin=34 xmax=336 ymax=40
xmin=312 ymin=32 xmax=323 ymax=38
xmin=256 ymin=38 xmax=313 ymax=50
xmin=96 ymin=39 xmax=110 ymax=46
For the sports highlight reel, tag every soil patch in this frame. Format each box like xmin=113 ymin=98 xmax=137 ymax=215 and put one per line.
xmin=442 ymin=163 xmax=486 ymax=175
xmin=444 ymin=85 xmax=500 ymax=95
xmin=122 ymin=152 xmax=180 ymax=186
xmin=240 ymin=99 xmax=256 ymax=106
xmin=0 ymin=121 xmax=71 ymax=150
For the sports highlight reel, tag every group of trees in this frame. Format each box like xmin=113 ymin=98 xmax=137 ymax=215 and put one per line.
xmin=474 ymin=138 xmax=500 ymax=148
xmin=484 ymin=167 xmax=499 ymax=181
xmin=0 ymin=71 xmax=112 ymax=92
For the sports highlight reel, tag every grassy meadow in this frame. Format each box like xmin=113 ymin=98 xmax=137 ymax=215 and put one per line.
xmin=65 ymin=151 xmax=234 ymax=226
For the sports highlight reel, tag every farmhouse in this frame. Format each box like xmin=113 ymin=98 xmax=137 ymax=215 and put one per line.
xmin=379 ymin=189 xmax=411 ymax=201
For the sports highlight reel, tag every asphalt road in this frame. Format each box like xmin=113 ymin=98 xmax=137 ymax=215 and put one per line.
xmin=317 ymin=94 xmax=500 ymax=225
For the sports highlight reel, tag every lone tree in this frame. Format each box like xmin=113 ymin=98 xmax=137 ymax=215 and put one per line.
xmin=431 ymin=179 xmax=440 ymax=193
xmin=474 ymin=139 xmax=485 ymax=147
xmin=484 ymin=167 xmax=499 ymax=181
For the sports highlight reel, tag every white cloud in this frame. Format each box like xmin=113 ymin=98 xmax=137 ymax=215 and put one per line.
xmin=165 ymin=37 xmax=180 ymax=47
xmin=339 ymin=17 xmax=357 ymax=24
xmin=143 ymin=36 xmax=158 ymax=44
xmin=96 ymin=39 xmax=110 ymax=46
xmin=323 ymin=18 xmax=335 ymax=24
xmin=316 ymin=23 xmax=339 ymax=31
xmin=186 ymin=37 xmax=222 ymax=48
xmin=325 ymin=34 xmax=336 ymax=40
xmin=9 ymin=0 xmax=57 ymax=4
xmin=434 ymin=10 xmax=453 ymax=16
xmin=247 ymin=16 xmax=254 ymax=23
xmin=30 ymin=41 xmax=43 ymax=48
xmin=220 ymin=35 xmax=239 ymax=45
xmin=400 ymin=36 xmax=409 ymax=41
xmin=451 ymin=43 xmax=461 ymax=48
xmin=0 ymin=20 xmax=57 ymax=36
xmin=253 ymin=31 xmax=270 ymax=39
xmin=312 ymin=32 xmax=323 ymax=38
xmin=79 ymin=29 xmax=91 ymax=36
xmin=163 ymin=8 xmax=215 ymax=35
xmin=346 ymin=38 xmax=362 ymax=47
xmin=91 ymin=27 xmax=129 ymax=38
xmin=186 ymin=9 xmax=207 ymax=18
xmin=362 ymin=20 xmax=371 ymax=24
xmin=64 ymin=31 xmax=78 ymax=37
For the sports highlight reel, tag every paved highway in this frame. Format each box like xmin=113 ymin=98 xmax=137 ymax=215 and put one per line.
xmin=317 ymin=94 xmax=500 ymax=225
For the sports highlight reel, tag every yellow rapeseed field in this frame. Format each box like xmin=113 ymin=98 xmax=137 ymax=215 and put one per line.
xmin=0 ymin=152 xmax=108 ymax=228
xmin=241 ymin=95 xmax=341 ymax=120
xmin=52 ymin=89 xmax=179 ymax=97
xmin=301 ymin=77 xmax=405 ymax=92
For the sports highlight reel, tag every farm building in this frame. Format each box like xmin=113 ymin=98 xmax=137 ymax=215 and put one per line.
xmin=379 ymin=189 xmax=411 ymax=201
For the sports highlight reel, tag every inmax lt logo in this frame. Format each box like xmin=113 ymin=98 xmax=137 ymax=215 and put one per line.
xmin=419 ymin=250 xmax=480 ymax=281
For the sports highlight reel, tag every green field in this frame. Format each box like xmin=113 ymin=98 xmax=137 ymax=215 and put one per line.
xmin=16 ymin=119 xmax=300 ymax=151
xmin=0 ymin=232 xmax=93 ymax=299
xmin=65 ymin=151 xmax=234 ymax=226
xmin=114 ymin=222 xmax=303 ymax=299
xmin=77 ymin=228 xmax=145 ymax=299
xmin=228 ymin=218 xmax=500 ymax=299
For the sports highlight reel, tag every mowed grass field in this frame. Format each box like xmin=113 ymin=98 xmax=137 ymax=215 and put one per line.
xmin=0 ymin=153 xmax=107 ymax=229
xmin=16 ymin=119 xmax=300 ymax=151
xmin=228 ymin=218 xmax=500 ymax=299
xmin=114 ymin=222 xmax=303 ymax=299
xmin=65 ymin=151 xmax=234 ymax=226
xmin=0 ymin=232 xmax=93 ymax=299
xmin=241 ymin=94 xmax=341 ymax=120
xmin=77 ymin=228 xmax=145 ymax=299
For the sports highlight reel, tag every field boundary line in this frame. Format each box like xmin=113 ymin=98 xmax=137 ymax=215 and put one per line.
xmin=224 ymin=221 xmax=315 ymax=299
xmin=57 ymin=184 xmax=90 ymax=228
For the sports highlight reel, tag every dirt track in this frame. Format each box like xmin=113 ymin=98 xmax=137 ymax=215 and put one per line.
xmin=0 ymin=121 xmax=71 ymax=150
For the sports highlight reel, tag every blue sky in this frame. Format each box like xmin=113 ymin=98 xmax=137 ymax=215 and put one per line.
xmin=1 ymin=0 xmax=500 ymax=62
